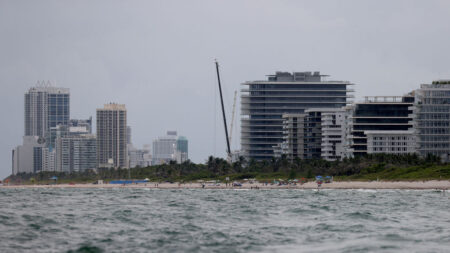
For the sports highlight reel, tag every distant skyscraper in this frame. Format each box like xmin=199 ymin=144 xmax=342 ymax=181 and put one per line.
xmin=127 ymin=126 xmax=132 ymax=145
xmin=176 ymin=136 xmax=188 ymax=163
xmin=96 ymin=103 xmax=128 ymax=168
xmin=128 ymin=146 xmax=151 ymax=168
xmin=152 ymin=131 xmax=178 ymax=165
xmin=24 ymin=83 xmax=70 ymax=137
xmin=176 ymin=136 xmax=188 ymax=154
xmin=241 ymin=71 xmax=353 ymax=160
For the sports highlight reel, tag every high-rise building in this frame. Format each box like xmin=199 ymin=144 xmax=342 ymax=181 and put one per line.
xmin=96 ymin=103 xmax=128 ymax=168
xmin=241 ymin=71 xmax=353 ymax=160
xmin=151 ymin=131 xmax=188 ymax=165
xmin=126 ymin=126 xmax=152 ymax=168
xmin=128 ymin=146 xmax=151 ymax=168
xmin=176 ymin=136 xmax=189 ymax=163
xmin=152 ymin=131 xmax=177 ymax=165
xmin=24 ymin=83 xmax=70 ymax=137
xmin=412 ymin=80 xmax=450 ymax=160
xmin=56 ymin=134 xmax=97 ymax=172
xmin=127 ymin=126 xmax=132 ymax=145
xmin=348 ymin=96 xmax=414 ymax=156
xmin=70 ymin=117 xmax=92 ymax=134
xmin=13 ymin=83 xmax=70 ymax=174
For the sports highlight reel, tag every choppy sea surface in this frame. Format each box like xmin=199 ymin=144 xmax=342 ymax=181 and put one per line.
xmin=0 ymin=188 xmax=449 ymax=253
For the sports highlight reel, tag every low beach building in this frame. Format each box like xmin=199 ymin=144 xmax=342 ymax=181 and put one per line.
xmin=348 ymin=96 xmax=414 ymax=156
xmin=365 ymin=130 xmax=417 ymax=154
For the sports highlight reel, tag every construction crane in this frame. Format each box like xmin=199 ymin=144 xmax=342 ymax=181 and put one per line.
xmin=214 ymin=60 xmax=232 ymax=162
xmin=229 ymin=90 xmax=237 ymax=147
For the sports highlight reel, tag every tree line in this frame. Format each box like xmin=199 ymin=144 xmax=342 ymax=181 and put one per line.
xmin=6 ymin=153 xmax=447 ymax=183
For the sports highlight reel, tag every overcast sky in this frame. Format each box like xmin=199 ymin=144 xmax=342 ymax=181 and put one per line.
xmin=1 ymin=0 xmax=450 ymax=179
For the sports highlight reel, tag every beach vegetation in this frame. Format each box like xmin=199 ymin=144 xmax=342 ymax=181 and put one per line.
xmin=5 ymin=153 xmax=450 ymax=184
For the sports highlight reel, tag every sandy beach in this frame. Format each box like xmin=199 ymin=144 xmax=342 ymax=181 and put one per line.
xmin=1 ymin=180 xmax=449 ymax=190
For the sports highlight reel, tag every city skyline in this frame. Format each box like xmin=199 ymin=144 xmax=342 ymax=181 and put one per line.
xmin=2 ymin=1 xmax=450 ymax=179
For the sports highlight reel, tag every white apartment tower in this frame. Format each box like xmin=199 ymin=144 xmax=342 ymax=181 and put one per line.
xmin=321 ymin=108 xmax=348 ymax=161
xmin=411 ymin=80 xmax=450 ymax=160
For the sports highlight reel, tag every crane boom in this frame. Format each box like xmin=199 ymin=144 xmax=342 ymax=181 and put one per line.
xmin=229 ymin=90 xmax=237 ymax=145
xmin=215 ymin=60 xmax=231 ymax=159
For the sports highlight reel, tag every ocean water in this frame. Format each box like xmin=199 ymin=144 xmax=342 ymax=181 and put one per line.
xmin=0 ymin=188 xmax=449 ymax=253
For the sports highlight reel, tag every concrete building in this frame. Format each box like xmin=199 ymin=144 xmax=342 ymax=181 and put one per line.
xmin=126 ymin=126 xmax=152 ymax=168
xmin=321 ymin=109 xmax=349 ymax=161
xmin=142 ymin=144 xmax=152 ymax=166
xmin=281 ymin=114 xmax=307 ymax=160
xmin=176 ymin=136 xmax=189 ymax=163
xmin=127 ymin=126 xmax=132 ymax=145
xmin=281 ymin=108 xmax=348 ymax=161
xmin=241 ymin=71 xmax=353 ymax=160
xmin=365 ymin=130 xmax=416 ymax=154
xmin=152 ymin=131 xmax=177 ymax=165
xmin=128 ymin=146 xmax=151 ymax=168
xmin=96 ymin=103 xmax=128 ymax=168
xmin=411 ymin=80 xmax=450 ymax=160
xmin=152 ymin=132 xmax=189 ymax=164
xmin=12 ymin=136 xmax=46 ymax=174
xmin=348 ymin=96 xmax=414 ymax=156
xmin=56 ymin=134 xmax=97 ymax=172
xmin=70 ymin=117 xmax=92 ymax=134
xmin=25 ymin=83 xmax=70 ymax=137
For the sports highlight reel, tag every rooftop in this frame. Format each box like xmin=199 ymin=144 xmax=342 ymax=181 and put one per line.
xmin=98 ymin=103 xmax=126 ymax=110
xmin=28 ymin=81 xmax=69 ymax=94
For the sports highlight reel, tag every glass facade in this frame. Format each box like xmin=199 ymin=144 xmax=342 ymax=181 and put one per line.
xmin=177 ymin=136 xmax=188 ymax=154
xmin=241 ymin=72 xmax=353 ymax=160
xmin=24 ymin=86 xmax=70 ymax=138
xmin=349 ymin=96 xmax=414 ymax=155
xmin=413 ymin=81 xmax=450 ymax=158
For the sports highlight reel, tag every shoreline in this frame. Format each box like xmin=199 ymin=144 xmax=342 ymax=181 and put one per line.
xmin=1 ymin=180 xmax=449 ymax=190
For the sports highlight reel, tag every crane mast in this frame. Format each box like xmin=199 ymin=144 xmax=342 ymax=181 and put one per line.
xmin=229 ymin=90 xmax=237 ymax=146
xmin=214 ymin=60 xmax=231 ymax=160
